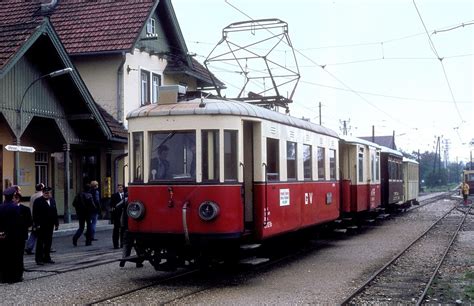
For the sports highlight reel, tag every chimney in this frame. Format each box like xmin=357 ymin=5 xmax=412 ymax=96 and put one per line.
xmin=157 ymin=85 xmax=186 ymax=105
xmin=41 ymin=0 xmax=58 ymax=14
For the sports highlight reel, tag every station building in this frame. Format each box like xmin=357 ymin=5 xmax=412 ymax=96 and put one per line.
xmin=0 ymin=0 xmax=223 ymax=221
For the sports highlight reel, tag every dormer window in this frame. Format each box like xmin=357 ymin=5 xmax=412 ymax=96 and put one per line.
xmin=147 ymin=18 xmax=156 ymax=35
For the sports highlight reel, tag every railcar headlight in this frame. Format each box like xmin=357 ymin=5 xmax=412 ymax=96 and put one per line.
xmin=198 ymin=201 xmax=220 ymax=221
xmin=127 ymin=201 xmax=145 ymax=220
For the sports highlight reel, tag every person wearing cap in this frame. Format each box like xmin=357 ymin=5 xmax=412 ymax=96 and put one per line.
xmin=25 ymin=183 xmax=44 ymax=255
xmin=0 ymin=187 xmax=23 ymax=283
xmin=12 ymin=191 xmax=32 ymax=281
xmin=33 ymin=187 xmax=59 ymax=265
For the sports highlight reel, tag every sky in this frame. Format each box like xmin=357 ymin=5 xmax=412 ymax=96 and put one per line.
xmin=172 ymin=0 xmax=474 ymax=163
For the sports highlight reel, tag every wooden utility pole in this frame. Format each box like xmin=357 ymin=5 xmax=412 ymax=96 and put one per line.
xmin=319 ymin=101 xmax=322 ymax=125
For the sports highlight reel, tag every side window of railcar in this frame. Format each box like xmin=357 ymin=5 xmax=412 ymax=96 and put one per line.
xmin=132 ymin=132 xmax=144 ymax=182
xmin=149 ymin=131 xmax=196 ymax=181
xmin=317 ymin=147 xmax=325 ymax=180
xmin=287 ymin=141 xmax=297 ymax=180
xmin=388 ymin=160 xmax=394 ymax=181
xmin=329 ymin=149 xmax=336 ymax=180
xmin=358 ymin=147 xmax=364 ymax=183
xmin=398 ymin=162 xmax=402 ymax=181
xmin=376 ymin=152 xmax=380 ymax=181
xmin=202 ymin=130 xmax=219 ymax=182
xmin=303 ymin=144 xmax=312 ymax=180
xmin=266 ymin=138 xmax=279 ymax=181
xmin=370 ymin=152 xmax=375 ymax=181
xmin=224 ymin=130 xmax=238 ymax=181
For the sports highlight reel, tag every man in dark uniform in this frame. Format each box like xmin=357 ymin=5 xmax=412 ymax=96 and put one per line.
xmin=13 ymin=191 xmax=32 ymax=280
xmin=110 ymin=184 xmax=125 ymax=249
xmin=33 ymin=187 xmax=59 ymax=265
xmin=0 ymin=187 xmax=23 ymax=283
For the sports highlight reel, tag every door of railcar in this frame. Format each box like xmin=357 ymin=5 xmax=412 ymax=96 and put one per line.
xmin=243 ymin=121 xmax=257 ymax=230
xmin=464 ymin=170 xmax=474 ymax=194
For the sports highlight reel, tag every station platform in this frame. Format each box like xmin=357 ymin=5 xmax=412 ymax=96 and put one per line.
xmin=53 ymin=219 xmax=113 ymax=237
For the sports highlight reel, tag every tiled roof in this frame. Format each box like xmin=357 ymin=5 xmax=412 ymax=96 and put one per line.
xmin=0 ymin=0 xmax=224 ymax=87
xmin=0 ymin=1 xmax=41 ymax=26
xmin=49 ymin=0 xmax=155 ymax=55
xmin=0 ymin=20 xmax=42 ymax=70
xmin=0 ymin=0 xmax=154 ymax=55
xmin=165 ymin=57 xmax=226 ymax=89
xmin=0 ymin=1 xmax=44 ymax=70
xmin=95 ymin=103 xmax=128 ymax=140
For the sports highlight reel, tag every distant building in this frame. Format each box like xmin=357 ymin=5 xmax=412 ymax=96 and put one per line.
xmin=359 ymin=135 xmax=397 ymax=150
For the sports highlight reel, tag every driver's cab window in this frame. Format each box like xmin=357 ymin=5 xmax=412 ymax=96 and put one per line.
xmin=149 ymin=131 xmax=196 ymax=181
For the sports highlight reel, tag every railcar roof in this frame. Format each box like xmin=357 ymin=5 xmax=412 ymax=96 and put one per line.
xmin=127 ymin=98 xmax=339 ymax=138
xmin=403 ymin=157 xmax=419 ymax=164
xmin=339 ymin=135 xmax=381 ymax=149
xmin=380 ymin=145 xmax=403 ymax=157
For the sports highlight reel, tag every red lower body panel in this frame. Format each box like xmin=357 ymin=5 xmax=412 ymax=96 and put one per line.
xmin=127 ymin=185 xmax=244 ymax=235
xmin=253 ymin=181 xmax=340 ymax=240
xmin=349 ymin=183 xmax=381 ymax=212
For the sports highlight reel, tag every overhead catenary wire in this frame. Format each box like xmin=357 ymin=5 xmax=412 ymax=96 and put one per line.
xmin=412 ymin=0 xmax=465 ymax=124
xmin=223 ymin=0 xmax=413 ymax=129
xmin=217 ymin=0 xmax=472 ymax=151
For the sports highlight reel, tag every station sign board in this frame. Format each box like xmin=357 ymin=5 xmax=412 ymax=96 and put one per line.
xmin=5 ymin=145 xmax=36 ymax=153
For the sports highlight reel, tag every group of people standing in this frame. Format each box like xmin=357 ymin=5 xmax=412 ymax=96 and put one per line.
xmin=0 ymin=184 xmax=58 ymax=283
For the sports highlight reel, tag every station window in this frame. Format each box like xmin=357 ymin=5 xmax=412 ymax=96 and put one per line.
xmin=149 ymin=131 xmax=195 ymax=181
xmin=317 ymin=147 xmax=325 ymax=180
xmin=146 ymin=18 xmax=156 ymax=35
xmin=35 ymin=152 xmax=48 ymax=186
xmin=329 ymin=149 xmax=336 ymax=180
xmin=132 ymin=132 xmax=144 ymax=182
xmin=358 ymin=148 xmax=364 ymax=183
xmin=224 ymin=130 xmax=238 ymax=181
xmin=287 ymin=141 xmax=297 ymax=180
xmin=151 ymin=73 xmax=161 ymax=104
xmin=202 ymin=130 xmax=219 ymax=182
xmin=140 ymin=70 xmax=150 ymax=105
xmin=266 ymin=138 xmax=279 ymax=181
xmin=303 ymin=144 xmax=312 ymax=180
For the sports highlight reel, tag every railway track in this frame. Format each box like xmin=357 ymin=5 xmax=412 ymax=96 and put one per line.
xmin=84 ymin=193 xmax=458 ymax=304
xmin=341 ymin=203 xmax=472 ymax=305
xmin=87 ymin=236 xmax=324 ymax=304
xmin=408 ymin=192 xmax=453 ymax=211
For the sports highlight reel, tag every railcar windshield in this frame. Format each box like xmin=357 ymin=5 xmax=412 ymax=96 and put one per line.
xmin=149 ymin=131 xmax=196 ymax=181
xmin=466 ymin=173 xmax=474 ymax=182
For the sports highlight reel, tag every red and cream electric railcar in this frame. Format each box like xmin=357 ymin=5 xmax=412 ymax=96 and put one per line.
xmin=339 ymin=136 xmax=381 ymax=214
xmin=463 ymin=169 xmax=474 ymax=195
xmin=125 ymin=86 xmax=340 ymax=270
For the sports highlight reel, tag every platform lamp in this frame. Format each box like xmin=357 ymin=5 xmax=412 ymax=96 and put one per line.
xmin=14 ymin=67 xmax=73 ymax=185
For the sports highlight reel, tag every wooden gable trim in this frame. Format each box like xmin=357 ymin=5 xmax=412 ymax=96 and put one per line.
xmin=0 ymin=18 xmax=125 ymax=143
